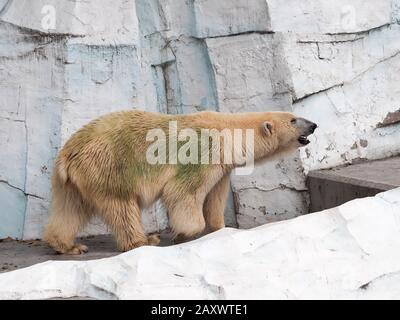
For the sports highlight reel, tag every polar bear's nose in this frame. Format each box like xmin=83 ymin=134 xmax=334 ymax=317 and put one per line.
xmin=296 ymin=118 xmax=317 ymax=135
xmin=309 ymin=123 xmax=317 ymax=133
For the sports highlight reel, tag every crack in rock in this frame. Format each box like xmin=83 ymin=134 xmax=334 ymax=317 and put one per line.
xmin=0 ymin=180 xmax=44 ymax=200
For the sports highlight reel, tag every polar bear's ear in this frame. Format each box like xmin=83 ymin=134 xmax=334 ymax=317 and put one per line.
xmin=262 ymin=121 xmax=273 ymax=135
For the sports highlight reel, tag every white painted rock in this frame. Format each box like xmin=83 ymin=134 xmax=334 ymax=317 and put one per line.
xmin=294 ymin=51 xmax=400 ymax=171
xmin=394 ymin=0 xmax=400 ymax=23
xmin=206 ymin=33 xmax=291 ymax=114
xmin=193 ymin=0 xmax=271 ymax=38
xmin=0 ymin=0 xmax=138 ymax=45
xmin=267 ymin=0 xmax=392 ymax=33
xmin=283 ymin=24 xmax=400 ymax=101
xmin=1 ymin=188 xmax=400 ymax=300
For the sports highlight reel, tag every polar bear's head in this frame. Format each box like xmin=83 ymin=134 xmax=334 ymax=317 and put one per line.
xmin=257 ymin=112 xmax=317 ymax=160
xmin=265 ymin=113 xmax=316 ymax=144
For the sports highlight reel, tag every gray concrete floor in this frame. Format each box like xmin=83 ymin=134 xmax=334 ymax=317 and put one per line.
xmin=0 ymin=232 xmax=174 ymax=273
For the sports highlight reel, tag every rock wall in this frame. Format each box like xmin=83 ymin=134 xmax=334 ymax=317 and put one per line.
xmin=0 ymin=0 xmax=399 ymax=239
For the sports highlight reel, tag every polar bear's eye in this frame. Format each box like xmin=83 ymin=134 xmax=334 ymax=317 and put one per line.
xmin=290 ymin=118 xmax=297 ymax=125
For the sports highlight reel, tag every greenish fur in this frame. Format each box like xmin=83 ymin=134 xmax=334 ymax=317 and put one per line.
xmin=66 ymin=111 xmax=215 ymax=197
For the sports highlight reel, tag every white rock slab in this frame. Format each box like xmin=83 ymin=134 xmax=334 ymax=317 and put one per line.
xmin=1 ymin=0 xmax=138 ymax=45
xmin=393 ymin=0 xmax=400 ymax=23
xmin=267 ymin=0 xmax=392 ymax=34
xmin=0 ymin=118 xmax=26 ymax=190
xmin=235 ymin=187 xmax=309 ymax=229
xmin=0 ymin=183 xmax=26 ymax=239
xmin=283 ymin=24 xmax=400 ymax=100
xmin=294 ymin=52 xmax=400 ymax=171
xmin=60 ymin=43 xmax=141 ymax=145
xmin=206 ymin=33 xmax=291 ymax=113
xmin=233 ymin=153 xmax=309 ymax=228
xmin=1 ymin=188 xmax=400 ymax=300
xmin=193 ymin=0 xmax=270 ymax=38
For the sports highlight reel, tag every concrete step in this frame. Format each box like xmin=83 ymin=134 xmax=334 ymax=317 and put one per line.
xmin=307 ymin=156 xmax=400 ymax=213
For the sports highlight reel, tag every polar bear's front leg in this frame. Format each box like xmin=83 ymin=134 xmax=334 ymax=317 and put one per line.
xmin=166 ymin=196 xmax=206 ymax=244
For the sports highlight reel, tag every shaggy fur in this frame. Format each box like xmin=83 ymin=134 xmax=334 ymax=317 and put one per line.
xmin=43 ymin=110 xmax=316 ymax=254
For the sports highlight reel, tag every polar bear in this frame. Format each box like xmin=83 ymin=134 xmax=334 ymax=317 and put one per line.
xmin=43 ymin=110 xmax=317 ymax=254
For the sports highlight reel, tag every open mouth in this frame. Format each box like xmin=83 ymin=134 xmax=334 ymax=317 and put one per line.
xmin=298 ymin=135 xmax=310 ymax=145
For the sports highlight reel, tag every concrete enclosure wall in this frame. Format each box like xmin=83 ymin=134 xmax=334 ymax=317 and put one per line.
xmin=0 ymin=0 xmax=399 ymax=239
